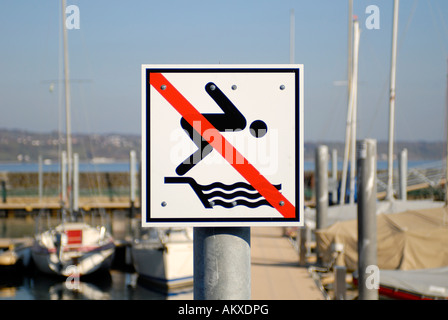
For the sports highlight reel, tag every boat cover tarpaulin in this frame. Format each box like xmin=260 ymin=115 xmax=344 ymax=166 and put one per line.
xmin=379 ymin=267 xmax=448 ymax=299
xmin=315 ymin=207 xmax=448 ymax=271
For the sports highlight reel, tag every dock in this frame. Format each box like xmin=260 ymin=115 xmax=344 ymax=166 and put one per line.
xmin=251 ymin=227 xmax=324 ymax=300
xmin=0 ymin=221 xmax=325 ymax=299
xmin=165 ymin=226 xmax=325 ymax=300
xmin=0 ymin=196 xmax=139 ymax=216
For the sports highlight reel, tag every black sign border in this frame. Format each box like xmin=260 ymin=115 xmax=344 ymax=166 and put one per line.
xmin=144 ymin=67 xmax=302 ymax=225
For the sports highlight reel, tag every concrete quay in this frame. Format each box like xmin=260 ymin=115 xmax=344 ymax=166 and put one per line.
xmin=251 ymin=227 xmax=324 ymax=300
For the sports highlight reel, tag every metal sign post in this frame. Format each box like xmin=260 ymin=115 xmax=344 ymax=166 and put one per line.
xmin=194 ymin=227 xmax=251 ymax=300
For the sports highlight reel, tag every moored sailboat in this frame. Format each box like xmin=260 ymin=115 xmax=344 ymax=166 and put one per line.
xmin=131 ymin=226 xmax=193 ymax=291
xmin=32 ymin=218 xmax=115 ymax=276
xmin=31 ymin=0 xmax=115 ymax=277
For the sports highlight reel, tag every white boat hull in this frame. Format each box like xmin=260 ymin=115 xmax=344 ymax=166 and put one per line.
xmin=32 ymin=243 xmax=115 ymax=276
xmin=132 ymin=241 xmax=193 ymax=289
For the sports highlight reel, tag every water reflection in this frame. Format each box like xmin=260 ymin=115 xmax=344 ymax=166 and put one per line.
xmin=0 ymin=268 xmax=193 ymax=300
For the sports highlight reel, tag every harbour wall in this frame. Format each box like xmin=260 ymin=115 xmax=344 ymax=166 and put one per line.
xmin=0 ymin=172 xmax=137 ymax=197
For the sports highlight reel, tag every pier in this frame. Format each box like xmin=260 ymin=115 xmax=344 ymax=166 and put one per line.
xmin=0 ymin=196 xmax=139 ymax=216
xmin=251 ymin=227 xmax=324 ymax=300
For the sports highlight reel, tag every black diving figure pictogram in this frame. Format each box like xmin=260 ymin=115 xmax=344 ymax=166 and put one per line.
xmin=176 ymin=82 xmax=267 ymax=176
xmin=166 ymin=81 xmax=275 ymax=210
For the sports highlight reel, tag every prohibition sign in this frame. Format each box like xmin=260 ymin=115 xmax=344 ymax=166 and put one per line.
xmin=142 ymin=65 xmax=303 ymax=227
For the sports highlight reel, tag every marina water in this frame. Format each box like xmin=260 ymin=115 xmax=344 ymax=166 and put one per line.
xmin=0 ymin=160 xmax=437 ymax=173
xmin=0 ymin=214 xmax=193 ymax=300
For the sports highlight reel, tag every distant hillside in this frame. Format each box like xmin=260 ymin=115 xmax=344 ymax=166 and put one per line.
xmin=0 ymin=129 xmax=141 ymax=162
xmin=0 ymin=128 xmax=444 ymax=162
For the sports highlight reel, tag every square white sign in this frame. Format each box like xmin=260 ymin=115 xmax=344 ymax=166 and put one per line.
xmin=142 ymin=64 xmax=303 ymax=227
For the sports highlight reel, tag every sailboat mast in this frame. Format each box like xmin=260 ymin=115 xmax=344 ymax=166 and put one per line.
xmin=445 ymin=57 xmax=448 ymax=206
xmin=62 ymin=0 xmax=73 ymax=212
xmin=386 ymin=0 xmax=399 ymax=200
xmin=290 ymin=9 xmax=295 ymax=64
xmin=347 ymin=0 xmax=353 ymax=99
xmin=340 ymin=0 xmax=354 ymax=204
xmin=349 ymin=18 xmax=360 ymax=204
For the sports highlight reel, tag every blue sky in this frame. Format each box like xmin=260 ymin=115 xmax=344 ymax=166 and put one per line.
xmin=0 ymin=0 xmax=447 ymax=142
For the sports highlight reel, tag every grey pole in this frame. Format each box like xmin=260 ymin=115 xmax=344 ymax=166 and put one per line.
xmin=290 ymin=9 xmax=295 ymax=64
xmin=315 ymin=145 xmax=328 ymax=229
xmin=315 ymin=145 xmax=328 ymax=265
xmin=38 ymin=155 xmax=43 ymax=202
xmin=399 ymin=148 xmax=407 ymax=201
xmin=334 ymin=265 xmax=347 ymax=300
xmin=129 ymin=150 xmax=136 ymax=218
xmin=194 ymin=227 xmax=251 ymax=300
xmin=298 ymin=226 xmax=307 ymax=266
xmin=61 ymin=150 xmax=67 ymax=207
xmin=330 ymin=149 xmax=338 ymax=205
xmin=1 ymin=181 xmax=6 ymax=204
xmin=356 ymin=139 xmax=378 ymax=300
xmin=73 ymin=153 xmax=79 ymax=214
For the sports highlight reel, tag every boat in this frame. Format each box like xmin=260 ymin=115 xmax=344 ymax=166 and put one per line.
xmin=32 ymin=219 xmax=115 ymax=276
xmin=377 ymin=267 xmax=448 ymax=300
xmin=315 ymin=207 xmax=448 ymax=271
xmin=317 ymin=206 xmax=448 ymax=299
xmin=352 ymin=267 xmax=448 ymax=300
xmin=31 ymin=0 xmax=115 ymax=277
xmin=131 ymin=226 xmax=193 ymax=291
xmin=0 ymin=237 xmax=33 ymax=270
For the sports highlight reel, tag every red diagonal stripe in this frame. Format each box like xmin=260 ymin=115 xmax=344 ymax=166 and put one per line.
xmin=149 ymin=72 xmax=295 ymax=218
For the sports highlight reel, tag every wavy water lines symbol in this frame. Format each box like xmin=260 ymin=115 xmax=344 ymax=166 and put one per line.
xmin=164 ymin=177 xmax=281 ymax=209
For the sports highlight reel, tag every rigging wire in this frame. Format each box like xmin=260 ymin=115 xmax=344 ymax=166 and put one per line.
xmin=36 ymin=0 xmax=65 ymax=202
xmin=397 ymin=0 xmax=419 ymax=51
xmin=426 ymin=0 xmax=448 ymax=55
xmin=74 ymin=18 xmax=105 ymax=202
xmin=434 ymin=0 xmax=448 ymax=43
xmin=318 ymin=83 xmax=347 ymax=142
xmin=363 ymin=0 xmax=426 ymax=144
xmin=425 ymin=0 xmax=448 ymax=165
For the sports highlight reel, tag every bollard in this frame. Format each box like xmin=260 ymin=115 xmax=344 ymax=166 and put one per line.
xmin=61 ymin=151 xmax=67 ymax=206
xmin=73 ymin=153 xmax=79 ymax=214
xmin=129 ymin=150 xmax=137 ymax=218
xmin=194 ymin=227 xmax=251 ymax=300
xmin=38 ymin=155 xmax=43 ymax=202
xmin=356 ymin=139 xmax=378 ymax=300
xmin=1 ymin=181 xmax=6 ymax=204
xmin=315 ymin=145 xmax=329 ymax=229
xmin=315 ymin=145 xmax=328 ymax=265
xmin=330 ymin=149 xmax=338 ymax=205
xmin=334 ymin=265 xmax=347 ymax=300
xmin=399 ymin=148 xmax=407 ymax=201
xmin=298 ymin=226 xmax=307 ymax=266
